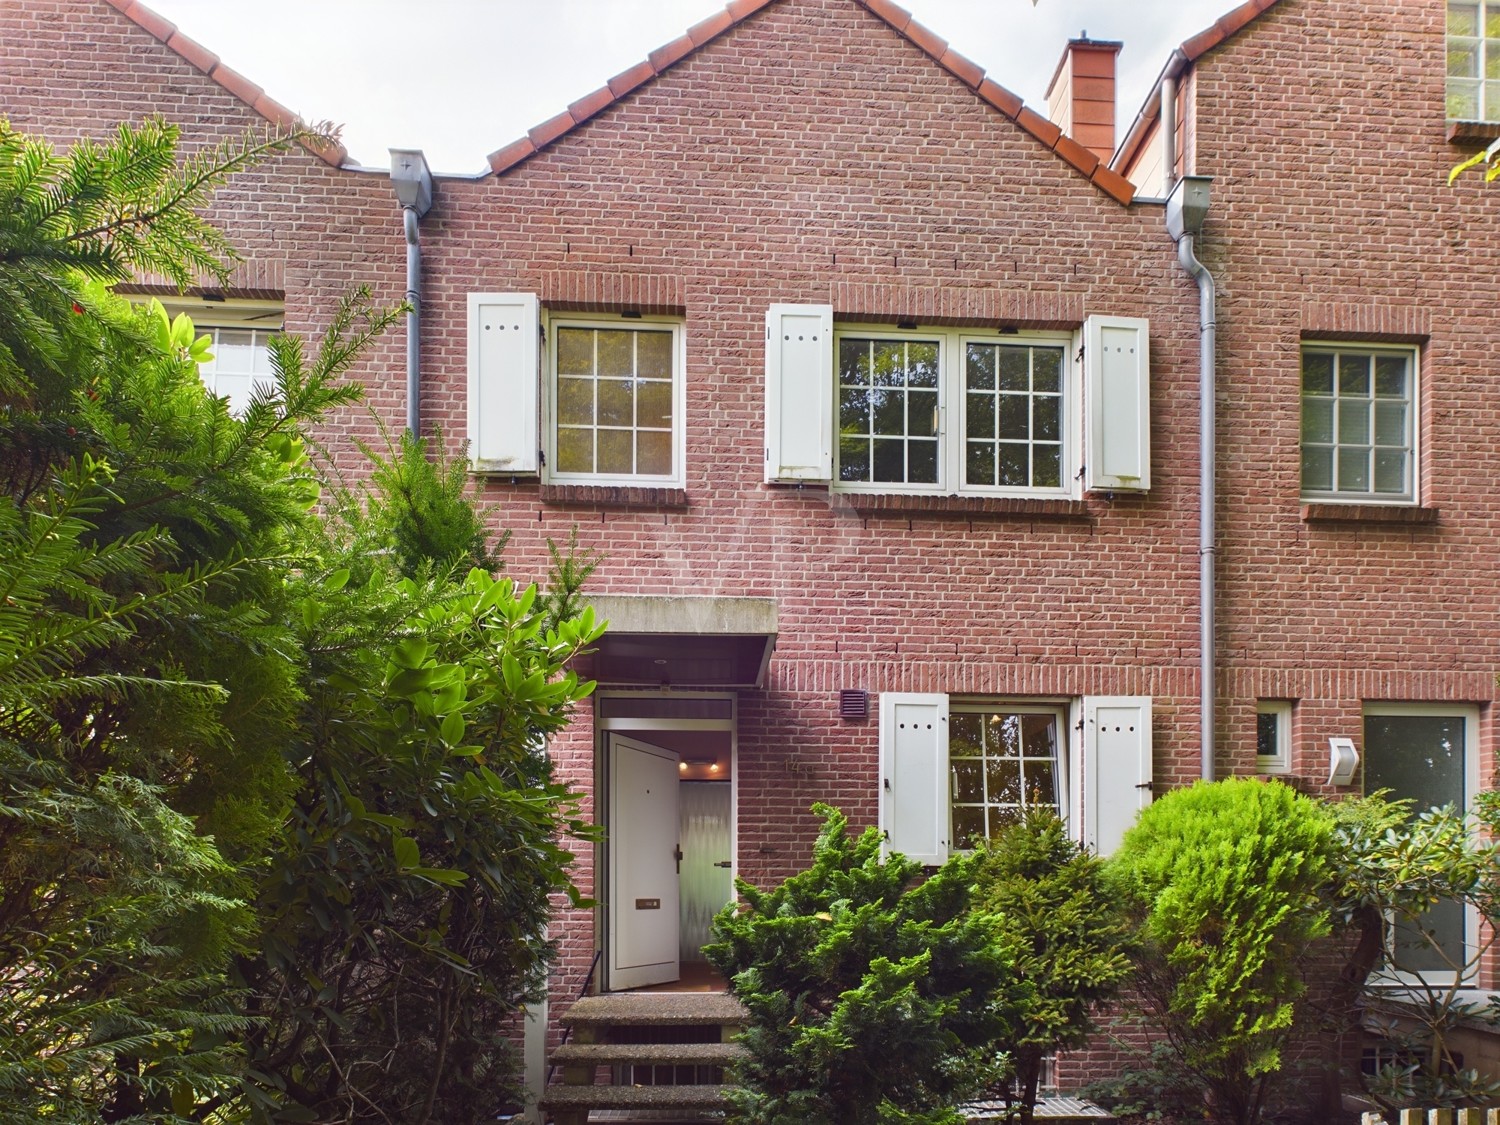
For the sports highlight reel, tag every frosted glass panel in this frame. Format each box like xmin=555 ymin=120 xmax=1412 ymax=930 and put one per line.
xmin=679 ymin=781 xmax=732 ymax=962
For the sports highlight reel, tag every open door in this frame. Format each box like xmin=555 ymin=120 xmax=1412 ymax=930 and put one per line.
xmin=608 ymin=735 xmax=681 ymax=990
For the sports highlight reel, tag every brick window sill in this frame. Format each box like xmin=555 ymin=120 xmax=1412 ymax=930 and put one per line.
xmin=538 ymin=483 xmax=689 ymax=509
xmin=828 ymin=492 xmax=1090 ymax=520
xmin=1300 ymin=503 xmax=1439 ymax=525
xmin=1448 ymin=120 xmax=1500 ymax=143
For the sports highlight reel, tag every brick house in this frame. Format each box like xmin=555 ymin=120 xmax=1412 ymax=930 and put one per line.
xmin=6 ymin=0 xmax=1500 ymax=1114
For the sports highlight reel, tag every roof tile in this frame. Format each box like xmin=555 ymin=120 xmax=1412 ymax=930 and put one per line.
xmin=487 ymin=136 xmax=537 ymax=175
xmin=119 ymin=0 xmax=174 ymax=42
xmin=937 ymin=46 xmax=984 ymax=90
xmin=569 ymin=86 xmax=616 ymax=124
xmin=208 ymin=63 xmax=263 ymax=108
xmin=725 ymin=0 xmax=778 ymax=19
xmin=1181 ymin=26 xmax=1225 ymax=61
xmin=977 ymin=77 xmax=1023 ymax=119
xmin=901 ymin=16 xmax=947 ymax=61
xmin=648 ymin=33 xmax=697 ymax=72
xmin=1053 ymin=133 xmax=1101 ymax=177
xmin=608 ymin=60 xmax=657 ymax=99
xmin=528 ymin=109 xmax=576 ymax=150
xmin=688 ymin=9 xmax=735 ymax=46
xmin=860 ymin=0 xmax=912 ymax=34
xmin=251 ymin=93 xmax=297 ymax=131
xmin=164 ymin=30 xmax=217 ymax=74
xmin=1091 ymin=165 xmax=1136 ymax=206
xmin=1214 ymin=1 xmax=1261 ymax=39
xmin=1015 ymin=105 xmax=1063 ymax=149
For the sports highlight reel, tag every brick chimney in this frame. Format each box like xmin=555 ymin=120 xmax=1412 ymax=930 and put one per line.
xmin=1045 ymin=37 xmax=1123 ymax=165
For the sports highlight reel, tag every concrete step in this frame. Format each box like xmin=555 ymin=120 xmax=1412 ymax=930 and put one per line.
xmin=540 ymin=1083 xmax=730 ymax=1113
xmin=549 ymin=1041 xmax=747 ymax=1066
xmin=560 ymin=993 xmax=746 ymax=1030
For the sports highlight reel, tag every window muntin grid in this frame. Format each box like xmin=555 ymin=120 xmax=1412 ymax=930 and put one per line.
xmin=553 ymin=323 xmax=677 ymax=481
xmin=948 ymin=706 xmax=1064 ymax=849
xmin=837 ymin=336 xmax=941 ymax=486
xmin=1300 ymin=346 xmax=1415 ymax=503
xmin=200 ymin=326 xmax=278 ymax=415
xmin=963 ymin=342 xmax=1066 ymax=490
xmin=1448 ymin=1 xmax=1500 ymax=121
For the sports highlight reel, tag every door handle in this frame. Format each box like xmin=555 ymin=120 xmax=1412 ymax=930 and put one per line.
xmin=713 ymin=861 xmax=732 ymax=869
xmin=674 ymin=845 xmax=683 ymax=874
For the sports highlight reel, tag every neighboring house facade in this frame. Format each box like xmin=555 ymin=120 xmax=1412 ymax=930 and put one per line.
xmin=7 ymin=0 xmax=1500 ymax=1104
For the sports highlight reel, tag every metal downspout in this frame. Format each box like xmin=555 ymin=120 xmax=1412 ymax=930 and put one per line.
xmin=403 ymin=206 xmax=421 ymax=435
xmin=390 ymin=149 xmax=434 ymax=437
xmin=1167 ymin=175 xmax=1216 ymax=783
xmin=1180 ymin=234 xmax=1216 ymax=781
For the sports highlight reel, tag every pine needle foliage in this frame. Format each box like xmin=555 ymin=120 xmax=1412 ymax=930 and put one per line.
xmin=705 ymin=805 xmax=1022 ymax=1125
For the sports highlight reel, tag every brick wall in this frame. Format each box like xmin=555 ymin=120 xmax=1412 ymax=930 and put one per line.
xmin=8 ymin=0 xmax=1493 ymax=1092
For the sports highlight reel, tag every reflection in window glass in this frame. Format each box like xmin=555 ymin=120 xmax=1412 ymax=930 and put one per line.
xmin=949 ymin=707 xmax=1063 ymax=849
xmin=963 ymin=342 xmax=1065 ymax=489
xmin=199 ymin=326 xmax=279 ymax=415
xmin=1301 ymin=347 xmax=1413 ymax=502
xmin=1448 ymin=1 xmax=1500 ymax=120
xmin=554 ymin=325 xmax=676 ymax=479
xmin=838 ymin=337 xmax=940 ymax=486
xmin=1365 ymin=711 xmax=1468 ymax=974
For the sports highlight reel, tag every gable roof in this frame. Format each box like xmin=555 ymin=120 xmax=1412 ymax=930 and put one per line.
xmin=98 ymin=0 xmax=349 ymax=168
xmin=485 ymin=0 xmax=1137 ymax=205
xmin=1111 ymin=0 xmax=1284 ymax=177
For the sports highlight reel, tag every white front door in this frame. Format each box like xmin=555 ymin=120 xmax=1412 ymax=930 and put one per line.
xmin=608 ymin=735 xmax=681 ymax=990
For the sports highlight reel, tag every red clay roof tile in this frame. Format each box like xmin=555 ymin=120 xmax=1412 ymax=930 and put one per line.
xmin=977 ymin=78 xmax=1023 ymax=120
xmin=1015 ymin=106 xmax=1064 ymax=149
xmin=486 ymin=136 xmax=537 ymax=175
xmin=648 ymin=33 xmax=697 ymax=73
xmin=937 ymin=46 xmax=984 ymax=90
xmin=102 ymin=0 xmax=348 ymax=167
xmin=120 ymin=0 xmax=174 ymax=42
xmin=608 ymin=60 xmax=657 ymax=99
xmin=1091 ymin=165 xmax=1136 ymax=206
xmin=901 ymin=17 xmax=947 ymax=61
xmin=861 ymin=0 xmax=912 ymax=35
xmin=725 ymin=0 xmax=779 ymax=19
xmin=1053 ymin=133 xmax=1101 ymax=177
xmin=568 ymin=86 xmax=616 ymax=124
xmin=528 ymin=109 xmax=576 ymax=150
xmin=688 ymin=9 xmax=735 ymax=46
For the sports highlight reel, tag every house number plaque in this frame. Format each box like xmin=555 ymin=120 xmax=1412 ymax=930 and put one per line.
xmin=635 ymin=898 xmax=661 ymax=910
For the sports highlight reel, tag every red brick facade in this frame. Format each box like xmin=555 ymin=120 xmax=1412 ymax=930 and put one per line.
xmin=7 ymin=0 xmax=1497 ymax=1095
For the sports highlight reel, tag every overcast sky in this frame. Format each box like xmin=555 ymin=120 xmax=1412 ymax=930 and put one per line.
xmin=142 ymin=0 xmax=1236 ymax=175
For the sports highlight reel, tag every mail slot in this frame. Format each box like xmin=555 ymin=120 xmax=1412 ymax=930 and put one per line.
xmin=635 ymin=898 xmax=661 ymax=910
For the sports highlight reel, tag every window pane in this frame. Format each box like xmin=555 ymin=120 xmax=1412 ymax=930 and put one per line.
xmin=952 ymin=759 xmax=984 ymax=803
xmin=1302 ymin=398 xmax=1334 ymax=443
xmin=1450 ymin=38 xmax=1481 ymax=77
xmin=557 ymin=328 xmax=592 ymax=375
xmin=909 ymin=390 xmax=938 ymax=438
xmin=556 ymin=427 xmax=593 ymax=474
xmin=1034 ymin=396 xmax=1060 ymax=442
xmin=1338 ymin=446 xmax=1371 ymax=492
xmin=1484 ymin=79 xmax=1500 ymax=119
xmin=873 ymin=388 xmax=906 ymax=436
xmin=967 ymin=443 xmax=995 ymax=486
xmin=908 ymin=342 xmax=939 ymax=388
xmin=987 ymin=759 xmax=1021 ymax=804
xmin=949 ymin=709 xmax=1062 ymax=848
xmin=1302 ymin=352 xmax=1334 ymax=394
xmin=557 ymin=377 xmax=594 ymax=425
xmin=841 ymin=388 xmax=871 ymax=433
xmin=967 ymin=394 xmax=995 ymax=439
xmin=1302 ymin=446 xmax=1334 ymax=492
xmin=597 ymin=378 xmax=633 ymax=426
xmin=1374 ymin=450 xmax=1407 ymax=494
xmin=999 ymin=348 xmax=1029 ymax=391
xmin=998 ymin=395 xmax=1029 ymax=440
xmin=967 ymin=344 xmax=996 ymax=391
xmin=998 ymin=445 xmax=1028 ymax=486
xmin=840 ymin=340 xmax=870 ymax=386
xmin=951 ymin=807 xmax=987 ymax=851
xmin=1032 ymin=348 xmax=1062 ymax=393
xmin=1451 ymin=3 xmax=1479 ymax=37
xmin=636 ymin=330 xmax=673 ymax=378
xmin=216 ymin=329 xmax=257 ymax=370
xmin=1338 ymin=354 xmax=1372 ymax=396
xmin=1374 ymin=402 xmax=1407 ymax=446
xmin=839 ymin=435 xmax=870 ymax=482
xmin=1034 ymin=446 xmax=1061 ymax=488
xmin=1338 ymin=398 xmax=1371 ymax=444
xmin=597 ymin=429 xmax=633 ymax=475
xmin=1257 ymin=712 xmax=1280 ymax=759
xmin=872 ymin=342 xmax=905 ymax=387
xmin=637 ymin=431 xmax=672 ymax=476
xmin=595 ymin=329 xmax=633 ymax=376
xmin=638 ymin=380 xmax=673 ymax=429
xmin=872 ymin=438 xmax=905 ymax=482
xmin=1450 ymin=79 xmax=1481 ymax=119
xmin=908 ymin=439 xmax=938 ymax=483
xmin=1025 ymin=759 xmax=1057 ymax=806
xmin=1375 ymin=354 xmax=1409 ymax=397
xmin=950 ymin=713 xmax=982 ymax=752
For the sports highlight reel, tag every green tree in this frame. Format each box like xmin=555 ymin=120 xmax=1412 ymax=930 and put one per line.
xmin=705 ymin=805 xmax=1022 ymax=1125
xmin=1109 ymin=778 xmax=1336 ymax=1125
xmin=972 ymin=809 xmax=1133 ymax=1125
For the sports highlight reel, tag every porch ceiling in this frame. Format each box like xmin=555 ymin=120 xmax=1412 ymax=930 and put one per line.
xmin=579 ymin=595 xmax=777 ymax=689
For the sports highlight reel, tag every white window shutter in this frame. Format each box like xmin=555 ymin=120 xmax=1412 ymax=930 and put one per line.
xmin=1083 ymin=695 xmax=1153 ymax=855
xmin=468 ymin=292 xmax=540 ymax=474
xmin=1084 ymin=315 xmax=1150 ymax=491
xmin=878 ymin=692 xmax=949 ymax=865
xmin=764 ymin=304 xmax=834 ymax=483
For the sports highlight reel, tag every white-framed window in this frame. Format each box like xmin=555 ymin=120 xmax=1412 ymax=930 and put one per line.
xmin=545 ymin=316 xmax=685 ymax=486
xmin=878 ymin=693 xmax=1151 ymax=865
xmin=135 ymin=297 xmax=282 ymax=416
xmin=1364 ymin=703 xmax=1480 ymax=982
xmin=1256 ymin=700 xmax=1293 ymax=775
xmin=766 ymin=310 xmax=1149 ymax=493
xmin=1300 ymin=343 xmax=1418 ymax=504
xmin=833 ymin=326 xmax=1075 ymax=497
xmin=1448 ymin=1 xmax=1500 ymax=121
